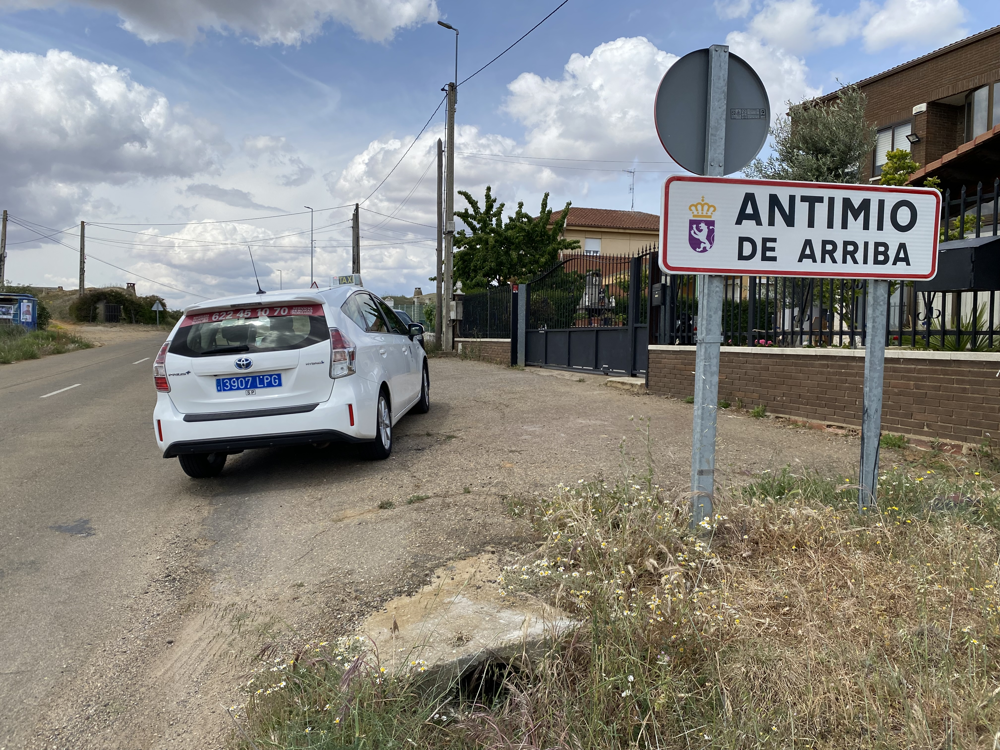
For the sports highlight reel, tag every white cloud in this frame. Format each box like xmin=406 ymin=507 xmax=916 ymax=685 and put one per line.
xmin=0 ymin=49 xmax=224 ymax=226
xmin=242 ymin=135 xmax=289 ymax=159
xmin=505 ymin=37 xmax=678 ymax=161
xmin=862 ymin=0 xmax=967 ymax=51
xmin=726 ymin=30 xmax=822 ymax=111
xmin=0 ymin=0 xmax=439 ymax=44
xmin=715 ymin=0 xmax=753 ymax=18
xmin=747 ymin=0 xmax=875 ymax=55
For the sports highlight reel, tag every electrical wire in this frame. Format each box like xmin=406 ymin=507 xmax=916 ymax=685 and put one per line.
xmin=456 ymin=150 xmax=674 ymax=164
xmin=6 ymin=217 xmax=208 ymax=299
xmin=457 ymin=152 xmax=680 ymax=173
xmin=458 ymin=0 xmax=571 ymax=87
xmin=358 ymin=93 xmax=447 ymax=207
xmin=366 ymin=155 xmax=436 ymax=233
xmin=359 ymin=207 xmax=436 ymax=229
xmin=89 ymin=203 xmax=354 ymax=227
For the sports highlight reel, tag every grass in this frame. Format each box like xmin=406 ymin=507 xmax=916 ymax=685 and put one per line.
xmin=880 ymin=432 xmax=909 ymax=449
xmin=684 ymin=396 xmax=695 ymax=404
xmin=377 ymin=500 xmax=395 ymax=510
xmin=719 ymin=400 xmax=731 ymax=409
xmin=750 ymin=403 xmax=767 ymax=418
xmin=406 ymin=494 xmax=430 ymax=505
xmin=237 ymin=447 xmax=1000 ymax=750
xmin=0 ymin=325 xmax=92 ymax=364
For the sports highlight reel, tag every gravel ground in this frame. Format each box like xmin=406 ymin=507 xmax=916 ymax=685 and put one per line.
xmin=12 ymin=354 xmax=861 ymax=749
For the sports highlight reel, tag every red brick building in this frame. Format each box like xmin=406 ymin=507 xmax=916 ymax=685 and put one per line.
xmin=822 ymin=25 xmax=1000 ymax=188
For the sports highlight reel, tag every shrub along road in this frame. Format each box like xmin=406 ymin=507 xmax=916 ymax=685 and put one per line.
xmin=0 ymin=341 xmax=861 ymax=749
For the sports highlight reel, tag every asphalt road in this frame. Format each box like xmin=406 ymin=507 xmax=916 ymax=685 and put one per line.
xmin=0 ymin=334 xmax=183 ymax=748
xmin=0 ymin=334 xmax=859 ymax=749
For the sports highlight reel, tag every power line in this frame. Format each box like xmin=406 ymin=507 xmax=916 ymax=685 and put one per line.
xmin=359 ymin=93 xmax=447 ymax=207
xmin=83 ymin=218 xmax=353 ymax=249
xmin=456 ymin=150 xmax=674 ymax=164
xmin=366 ymin=155 xmax=436 ymax=233
xmin=359 ymin=207 xmax=437 ymax=229
xmin=457 ymin=153 xmax=680 ymax=173
xmin=458 ymin=0 xmax=571 ymax=87
xmin=6 ymin=217 xmax=208 ymax=299
xmin=89 ymin=203 xmax=354 ymax=227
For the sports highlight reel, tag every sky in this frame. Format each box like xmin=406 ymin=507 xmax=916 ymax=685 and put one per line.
xmin=0 ymin=0 xmax=985 ymax=308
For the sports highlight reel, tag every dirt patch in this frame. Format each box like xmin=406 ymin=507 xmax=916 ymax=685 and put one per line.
xmin=20 ymin=358 xmax=863 ymax=749
xmin=52 ymin=321 xmax=172 ymax=347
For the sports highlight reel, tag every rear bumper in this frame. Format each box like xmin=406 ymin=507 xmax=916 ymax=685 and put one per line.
xmin=154 ymin=375 xmax=380 ymax=458
xmin=163 ymin=429 xmax=365 ymax=458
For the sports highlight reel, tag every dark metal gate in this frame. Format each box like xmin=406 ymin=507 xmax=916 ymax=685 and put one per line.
xmin=524 ymin=249 xmax=653 ymax=376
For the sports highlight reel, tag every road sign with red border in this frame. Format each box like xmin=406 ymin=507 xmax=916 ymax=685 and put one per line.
xmin=659 ymin=175 xmax=941 ymax=280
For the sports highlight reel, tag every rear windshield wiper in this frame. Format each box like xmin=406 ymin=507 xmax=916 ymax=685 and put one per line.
xmin=206 ymin=345 xmax=251 ymax=354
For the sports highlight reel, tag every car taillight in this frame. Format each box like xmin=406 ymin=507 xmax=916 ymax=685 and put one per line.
xmin=329 ymin=328 xmax=356 ymax=379
xmin=153 ymin=340 xmax=171 ymax=393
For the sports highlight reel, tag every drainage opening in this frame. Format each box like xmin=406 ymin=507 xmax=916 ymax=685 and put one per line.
xmin=456 ymin=657 xmax=522 ymax=707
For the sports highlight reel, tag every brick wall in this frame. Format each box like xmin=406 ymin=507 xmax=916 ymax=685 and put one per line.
xmin=455 ymin=338 xmax=511 ymax=367
xmin=648 ymin=345 xmax=1000 ymax=448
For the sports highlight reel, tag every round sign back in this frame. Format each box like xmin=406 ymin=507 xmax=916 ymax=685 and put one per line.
xmin=654 ymin=48 xmax=770 ymax=176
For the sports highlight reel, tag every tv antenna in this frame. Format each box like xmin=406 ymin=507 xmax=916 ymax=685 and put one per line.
xmin=623 ymin=168 xmax=636 ymax=211
xmin=247 ymin=246 xmax=266 ymax=295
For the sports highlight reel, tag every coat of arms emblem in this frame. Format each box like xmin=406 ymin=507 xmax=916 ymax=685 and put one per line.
xmin=688 ymin=196 xmax=716 ymax=253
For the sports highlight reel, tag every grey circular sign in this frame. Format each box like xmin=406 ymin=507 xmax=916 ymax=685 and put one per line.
xmin=654 ymin=48 xmax=770 ymax=176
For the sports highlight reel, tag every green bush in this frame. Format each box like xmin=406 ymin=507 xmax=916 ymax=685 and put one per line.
xmin=69 ymin=288 xmax=167 ymax=324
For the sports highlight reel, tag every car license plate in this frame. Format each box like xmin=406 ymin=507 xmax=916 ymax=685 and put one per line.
xmin=216 ymin=373 xmax=283 ymax=392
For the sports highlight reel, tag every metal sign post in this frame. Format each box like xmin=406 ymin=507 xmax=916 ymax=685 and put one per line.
xmin=690 ymin=45 xmax=729 ymax=525
xmin=859 ymin=280 xmax=889 ymax=508
xmin=151 ymin=299 xmax=164 ymax=326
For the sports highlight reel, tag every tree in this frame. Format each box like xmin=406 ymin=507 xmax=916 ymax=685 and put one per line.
xmin=745 ymin=84 xmax=877 ymax=184
xmin=878 ymin=149 xmax=920 ymax=186
xmin=453 ymin=187 xmax=580 ymax=288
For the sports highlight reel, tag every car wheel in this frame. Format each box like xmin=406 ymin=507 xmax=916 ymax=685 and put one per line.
xmin=365 ymin=389 xmax=392 ymax=460
xmin=178 ymin=452 xmax=227 ymax=478
xmin=414 ymin=364 xmax=430 ymax=414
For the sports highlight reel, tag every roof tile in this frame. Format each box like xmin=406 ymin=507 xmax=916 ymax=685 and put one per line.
xmin=561 ymin=207 xmax=660 ymax=232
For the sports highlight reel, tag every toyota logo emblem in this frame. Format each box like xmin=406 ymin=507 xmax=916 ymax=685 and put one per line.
xmin=235 ymin=357 xmax=253 ymax=370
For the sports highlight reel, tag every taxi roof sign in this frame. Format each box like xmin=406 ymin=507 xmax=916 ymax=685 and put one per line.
xmin=332 ymin=274 xmax=363 ymax=287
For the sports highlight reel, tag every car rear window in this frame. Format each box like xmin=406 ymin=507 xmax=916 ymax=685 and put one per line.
xmin=169 ymin=304 xmax=329 ymax=358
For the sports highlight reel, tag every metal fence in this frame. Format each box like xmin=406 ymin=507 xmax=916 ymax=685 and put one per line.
xmin=528 ymin=252 xmax=639 ymax=330
xmin=391 ymin=301 xmax=430 ymax=326
xmin=461 ymin=284 xmax=512 ymax=338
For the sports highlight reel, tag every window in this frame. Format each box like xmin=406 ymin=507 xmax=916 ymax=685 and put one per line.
xmin=375 ymin=297 xmax=409 ymax=335
xmin=341 ymin=294 xmax=368 ymax=330
xmin=994 ymin=83 xmax=1000 ymax=134
xmin=873 ymin=121 xmax=912 ymax=176
xmin=356 ymin=293 xmax=388 ymax=333
xmin=584 ymin=238 xmax=601 ymax=256
xmin=968 ymin=86 xmax=989 ymax=139
xmin=170 ymin=307 xmax=328 ymax=358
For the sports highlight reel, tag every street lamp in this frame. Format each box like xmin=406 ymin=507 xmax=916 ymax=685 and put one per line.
xmin=437 ymin=20 xmax=458 ymax=91
xmin=304 ymin=205 xmax=314 ymax=286
xmin=438 ymin=19 xmax=458 ymax=350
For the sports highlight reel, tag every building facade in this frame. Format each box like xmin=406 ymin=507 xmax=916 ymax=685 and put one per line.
xmin=557 ymin=207 xmax=659 ymax=256
xmin=821 ymin=25 xmax=1000 ymax=188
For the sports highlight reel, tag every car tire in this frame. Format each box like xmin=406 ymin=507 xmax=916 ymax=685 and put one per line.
xmin=178 ymin=452 xmax=227 ymax=478
xmin=365 ymin=389 xmax=392 ymax=460
xmin=414 ymin=364 xmax=430 ymax=414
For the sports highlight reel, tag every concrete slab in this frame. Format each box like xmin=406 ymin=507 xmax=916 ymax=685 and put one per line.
xmin=605 ymin=376 xmax=647 ymax=394
xmin=360 ymin=554 xmax=577 ymax=686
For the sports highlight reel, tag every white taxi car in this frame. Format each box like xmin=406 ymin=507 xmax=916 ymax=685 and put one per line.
xmin=152 ymin=279 xmax=429 ymax=478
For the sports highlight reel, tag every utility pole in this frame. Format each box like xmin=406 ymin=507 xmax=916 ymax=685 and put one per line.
xmin=352 ymin=203 xmax=360 ymax=274
xmin=435 ymin=138 xmax=444 ymax=345
xmin=304 ymin=205 xmax=314 ymax=286
xmin=439 ymin=20 xmax=458 ymax=352
xmin=79 ymin=221 xmax=86 ymax=296
xmin=0 ymin=210 xmax=7 ymax=290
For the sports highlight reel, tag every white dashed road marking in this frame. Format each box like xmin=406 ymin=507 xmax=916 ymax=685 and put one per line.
xmin=40 ymin=384 xmax=82 ymax=399
xmin=132 ymin=357 xmax=150 ymax=365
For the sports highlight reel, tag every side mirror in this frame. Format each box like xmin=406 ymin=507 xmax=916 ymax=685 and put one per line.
xmin=408 ymin=322 xmax=424 ymax=339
